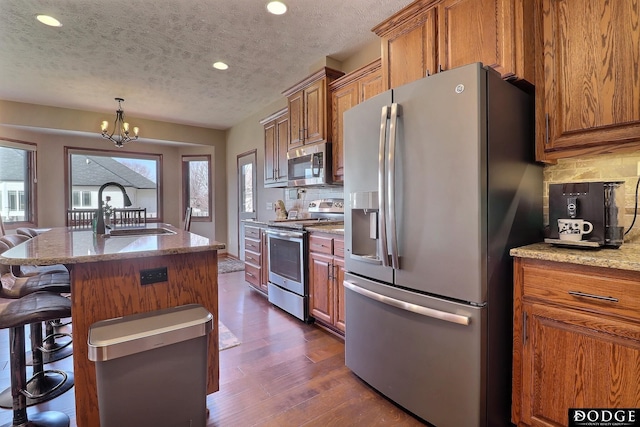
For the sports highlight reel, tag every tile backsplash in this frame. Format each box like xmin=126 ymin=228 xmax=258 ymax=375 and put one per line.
xmin=544 ymin=152 xmax=640 ymax=243
xmin=284 ymin=186 xmax=344 ymax=218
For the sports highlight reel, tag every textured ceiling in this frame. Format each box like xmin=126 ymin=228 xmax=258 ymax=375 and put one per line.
xmin=0 ymin=0 xmax=414 ymax=130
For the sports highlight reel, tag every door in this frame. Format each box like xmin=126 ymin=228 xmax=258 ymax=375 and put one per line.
xmin=343 ymin=89 xmax=393 ymax=285
xmin=392 ymin=63 xmax=486 ymax=303
xmin=344 ymin=272 xmax=485 ymax=427
xmin=521 ymin=302 xmax=640 ymax=426
xmin=542 ymin=0 xmax=640 ymax=152
xmin=237 ymin=150 xmax=257 ymax=259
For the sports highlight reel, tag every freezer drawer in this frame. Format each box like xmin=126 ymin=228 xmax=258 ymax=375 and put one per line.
xmin=344 ymin=273 xmax=487 ymax=427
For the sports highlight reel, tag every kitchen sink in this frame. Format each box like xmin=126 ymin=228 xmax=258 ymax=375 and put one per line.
xmin=107 ymin=227 xmax=176 ymax=237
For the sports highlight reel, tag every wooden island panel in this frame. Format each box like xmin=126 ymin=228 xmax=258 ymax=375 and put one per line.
xmin=71 ymin=250 xmax=219 ymax=427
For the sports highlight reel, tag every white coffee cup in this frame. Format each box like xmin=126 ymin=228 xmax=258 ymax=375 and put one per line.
xmin=558 ymin=218 xmax=594 ymax=241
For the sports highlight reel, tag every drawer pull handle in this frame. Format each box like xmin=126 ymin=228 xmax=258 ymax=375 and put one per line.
xmin=246 ymin=272 xmax=255 ymax=278
xmin=568 ymin=291 xmax=618 ymax=303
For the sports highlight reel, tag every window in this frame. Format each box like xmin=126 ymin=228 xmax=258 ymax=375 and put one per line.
xmin=182 ymin=155 xmax=212 ymax=221
xmin=66 ymin=148 xmax=162 ymax=221
xmin=237 ymin=150 xmax=257 ymax=222
xmin=0 ymin=140 xmax=36 ymax=226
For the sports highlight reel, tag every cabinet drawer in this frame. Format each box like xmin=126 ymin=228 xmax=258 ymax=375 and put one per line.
xmin=522 ymin=260 xmax=640 ymax=322
xmin=309 ymin=235 xmax=333 ymax=254
xmin=244 ymin=238 xmax=261 ymax=253
xmin=245 ymin=225 xmax=261 ymax=239
xmin=334 ymin=238 xmax=344 ymax=258
xmin=245 ymin=262 xmax=261 ymax=287
xmin=245 ymin=249 xmax=261 ymax=267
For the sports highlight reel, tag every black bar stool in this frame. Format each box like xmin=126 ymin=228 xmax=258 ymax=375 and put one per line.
xmin=0 ymin=242 xmax=74 ymax=409
xmin=0 ymin=292 xmax=71 ymax=427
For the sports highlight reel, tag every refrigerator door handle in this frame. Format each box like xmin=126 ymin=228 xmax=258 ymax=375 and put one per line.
xmin=388 ymin=103 xmax=400 ymax=269
xmin=378 ymin=105 xmax=390 ymax=267
xmin=344 ymin=281 xmax=470 ymax=326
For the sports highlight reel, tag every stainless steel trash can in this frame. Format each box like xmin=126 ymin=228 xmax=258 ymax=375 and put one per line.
xmin=88 ymin=304 xmax=213 ymax=427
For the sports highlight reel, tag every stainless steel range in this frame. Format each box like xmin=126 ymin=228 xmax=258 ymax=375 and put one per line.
xmin=265 ymin=199 xmax=344 ymax=322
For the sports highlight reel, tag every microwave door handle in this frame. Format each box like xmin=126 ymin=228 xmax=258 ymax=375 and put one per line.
xmin=388 ymin=103 xmax=400 ymax=269
xmin=311 ymin=152 xmax=321 ymax=177
xmin=378 ymin=105 xmax=389 ymax=267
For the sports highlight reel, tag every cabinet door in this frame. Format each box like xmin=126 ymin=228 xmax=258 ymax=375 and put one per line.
xmin=263 ymin=120 xmax=277 ymax=185
xmin=331 ymin=82 xmax=359 ymax=183
xmin=437 ymin=0 xmax=520 ymax=79
xmin=334 ymin=256 xmax=346 ymax=333
xmin=288 ymin=90 xmax=304 ymax=149
xmin=359 ymin=68 xmax=383 ymax=102
xmin=520 ymin=302 xmax=640 ymax=426
xmin=304 ymin=80 xmax=326 ymax=144
xmin=309 ymin=251 xmax=333 ymax=324
xmin=542 ymin=0 xmax=640 ymax=153
xmin=381 ymin=7 xmax=437 ymax=89
xmin=275 ymin=113 xmax=289 ymax=183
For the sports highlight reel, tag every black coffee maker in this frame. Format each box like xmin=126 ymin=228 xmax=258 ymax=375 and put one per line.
xmin=546 ymin=181 xmax=625 ymax=248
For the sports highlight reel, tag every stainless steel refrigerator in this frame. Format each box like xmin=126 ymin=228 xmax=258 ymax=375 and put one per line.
xmin=343 ymin=63 xmax=542 ymax=427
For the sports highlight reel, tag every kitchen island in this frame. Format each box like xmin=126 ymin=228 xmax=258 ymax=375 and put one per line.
xmin=0 ymin=224 xmax=225 ymax=427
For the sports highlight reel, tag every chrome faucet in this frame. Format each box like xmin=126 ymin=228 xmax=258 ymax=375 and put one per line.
xmin=95 ymin=182 xmax=132 ymax=235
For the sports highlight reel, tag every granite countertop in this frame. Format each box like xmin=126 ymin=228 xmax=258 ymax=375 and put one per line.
xmin=510 ymin=242 xmax=640 ymax=272
xmin=243 ymin=219 xmax=271 ymax=227
xmin=0 ymin=223 xmax=225 ymax=266
xmin=305 ymin=224 xmax=345 ymax=235
xmin=243 ymin=218 xmax=344 ymax=233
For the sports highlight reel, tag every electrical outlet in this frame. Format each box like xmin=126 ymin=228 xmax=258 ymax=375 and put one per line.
xmin=266 ymin=202 xmax=273 ymax=210
xmin=140 ymin=267 xmax=168 ymax=285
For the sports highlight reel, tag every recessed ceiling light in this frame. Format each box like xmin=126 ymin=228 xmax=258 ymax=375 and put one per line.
xmin=213 ymin=62 xmax=229 ymax=70
xmin=36 ymin=15 xmax=62 ymax=27
xmin=266 ymin=1 xmax=287 ymax=15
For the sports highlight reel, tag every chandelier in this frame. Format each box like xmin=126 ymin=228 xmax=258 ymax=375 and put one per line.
xmin=100 ymin=97 xmax=139 ymax=147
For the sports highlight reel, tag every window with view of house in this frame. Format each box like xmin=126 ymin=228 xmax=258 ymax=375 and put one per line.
xmin=0 ymin=141 xmax=36 ymax=225
xmin=182 ymin=155 xmax=212 ymax=221
xmin=66 ymin=149 xmax=161 ymax=221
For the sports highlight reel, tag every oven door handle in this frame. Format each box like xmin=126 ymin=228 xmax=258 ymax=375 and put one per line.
xmin=264 ymin=229 xmax=305 ymax=239
xmin=343 ymin=281 xmax=470 ymax=326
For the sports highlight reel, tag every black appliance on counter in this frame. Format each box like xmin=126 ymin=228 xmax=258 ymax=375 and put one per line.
xmin=265 ymin=199 xmax=344 ymax=322
xmin=545 ymin=181 xmax=625 ymax=248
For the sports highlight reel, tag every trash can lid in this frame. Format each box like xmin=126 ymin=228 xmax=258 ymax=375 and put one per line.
xmin=88 ymin=304 xmax=214 ymax=362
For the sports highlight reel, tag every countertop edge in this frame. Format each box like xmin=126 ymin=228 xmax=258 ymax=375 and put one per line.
xmin=510 ymin=242 xmax=640 ymax=272
xmin=0 ymin=225 xmax=226 ymax=266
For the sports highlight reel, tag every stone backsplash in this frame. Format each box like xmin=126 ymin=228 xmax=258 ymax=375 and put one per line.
xmin=544 ymin=152 xmax=640 ymax=243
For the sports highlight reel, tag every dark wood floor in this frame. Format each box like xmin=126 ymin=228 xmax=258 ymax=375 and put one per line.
xmin=0 ymin=270 xmax=426 ymax=426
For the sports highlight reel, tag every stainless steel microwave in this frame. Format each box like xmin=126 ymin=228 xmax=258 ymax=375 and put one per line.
xmin=287 ymin=142 xmax=331 ymax=187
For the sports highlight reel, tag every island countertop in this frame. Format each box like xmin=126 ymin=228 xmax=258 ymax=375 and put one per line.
xmin=0 ymin=223 xmax=225 ymax=266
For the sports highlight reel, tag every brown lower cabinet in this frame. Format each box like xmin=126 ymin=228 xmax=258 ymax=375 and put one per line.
xmin=308 ymin=232 xmax=345 ymax=334
xmin=512 ymin=257 xmax=640 ymax=426
xmin=244 ymin=225 xmax=268 ymax=294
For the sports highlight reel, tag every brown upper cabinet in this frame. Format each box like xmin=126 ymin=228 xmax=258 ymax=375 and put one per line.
xmin=283 ymin=68 xmax=345 ymax=150
xmin=260 ymin=108 xmax=289 ymax=187
xmin=329 ymin=59 xmax=383 ymax=183
xmin=373 ymin=0 xmax=534 ymax=90
xmin=537 ymin=0 xmax=640 ymax=161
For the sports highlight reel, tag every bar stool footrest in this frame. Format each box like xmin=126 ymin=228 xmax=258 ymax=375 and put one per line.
xmin=0 ymin=370 xmax=74 ymax=408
